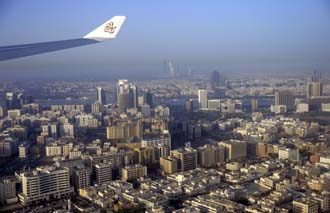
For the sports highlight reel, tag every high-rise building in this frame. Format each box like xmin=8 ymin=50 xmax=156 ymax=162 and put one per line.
xmin=210 ymin=70 xmax=220 ymax=88
xmin=19 ymin=144 xmax=29 ymax=158
xmin=170 ymin=148 xmax=197 ymax=172
xmin=275 ymin=90 xmax=294 ymax=108
xmin=42 ymin=124 xmax=58 ymax=138
xmin=141 ymin=133 xmax=171 ymax=154
xmin=0 ymin=106 xmax=5 ymax=117
xmin=251 ymin=98 xmax=259 ymax=112
xmin=106 ymin=121 xmax=142 ymax=140
xmin=96 ymin=87 xmax=106 ymax=105
xmin=117 ymin=79 xmax=138 ymax=111
xmin=198 ymin=89 xmax=208 ymax=109
xmin=185 ymin=99 xmax=194 ymax=112
xmin=91 ymin=101 xmax=102 ymax=113
xmin=207 ymin=99 xmax=221 ymax=111
xmin=307 ymin=71 xmax=323 ymax=98
xmin=307 ymin=82 xmax=323 ymax=98
xmin=160 ymin=156 xmax=178 ymax=175
xmin=197 ymin=145 xmax=225 ymax=168
xmin=59 ymin=124 xmax=74 ymax=137
xmin=72 ymin=165 xmax=91 ymax=191
xmin=0 ymin=138 xmax=18 ymax=157
xmin=89 ymin=150 xmax=137 ymax=169
xmin=144 ymin=91 xmax=153 ymax=107
xmin=293 ymin=198 xmax=318 ymax=213
xmin=0 ymin=177 xmax=17 ymax=205
xmin=168 ymin=61 xmax=175 ymax=78
xmin=134 ymin=147 xmax=156 ymax=165
xmin=5 ymin=92 xmax=20 ymax=110
xmin=121 ymin=164 xmax=147 ymax=181
xmin=219 ymin=140 xmax=247 ymax=161
xmin=94 ymin=162 xmax=112 ymax=184
xmin=18 ymin=166 xmax=73 ymax=204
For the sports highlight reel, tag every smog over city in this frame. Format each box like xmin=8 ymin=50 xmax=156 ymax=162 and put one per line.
xmin=0 ymin=1 xmax=330 ymax=212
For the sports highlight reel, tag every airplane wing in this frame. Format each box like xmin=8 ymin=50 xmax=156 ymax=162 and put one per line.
xmin=0 ymin=16 xmax=126 ymax=61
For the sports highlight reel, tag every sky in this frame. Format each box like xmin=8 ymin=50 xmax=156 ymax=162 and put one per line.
xmin=0 ymin=0 xmax=330 ymax=80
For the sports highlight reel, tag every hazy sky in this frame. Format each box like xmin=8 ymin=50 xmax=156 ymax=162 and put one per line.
xmin=0 ymin=0 xmax=330 ymax=80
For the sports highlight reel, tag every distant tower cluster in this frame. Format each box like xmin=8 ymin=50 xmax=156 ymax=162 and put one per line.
xmin=117 ymin=79 xmax=138 ymax=111
xmin=5 ymin=92 xmax=34 ymax=110
xmin=96 ymin=87 xmax=106 ymax=105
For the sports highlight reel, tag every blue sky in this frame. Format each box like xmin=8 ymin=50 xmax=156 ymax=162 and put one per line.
xmin=0 ymin=0 xmax=330 ymax=79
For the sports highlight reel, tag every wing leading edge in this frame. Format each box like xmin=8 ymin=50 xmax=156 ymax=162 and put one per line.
xmin=0 ymin=16 xmax=126 ymax=61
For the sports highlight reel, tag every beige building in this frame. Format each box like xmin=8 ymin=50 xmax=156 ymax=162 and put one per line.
xmin=0 ymin=106 xmax=4 ymax=117
xmin=293 ymin=198 xmax=318 ymax=213
xmin=171 ymin=148 xmax=197 ymax=172
xmin=72 ymin=165 xmax=91 ymax=191
xmin=121 ymin=164 xmax=147 ymax=181
xmin=45 ymin=144 xmax=61 ymax=157
xmin=220 ymin=140 xmax=247 ymax=161
xmin=134 ymin=147 xmax=156 ymax=165
xmin=0 ymin=177 xmax=17 ymax=204
xmin=251 ymin=98 xmax=259 ymax=112
xmin=95 ymin=162 xmax=112 ymax=184
xmin=18 ymin=166 xmax=73 ymax=204
xmin=307 ymin=81 xmax=323 ymax=98
xmin=106 ymin=121 xmax=142 ymax=140
xmin=198 ymin=89 xmax=208 ymax=109
xmin=197 ymin=145 xmax=225 ymax=168
xmin=160 ymin=156 xmax=178 ymax=174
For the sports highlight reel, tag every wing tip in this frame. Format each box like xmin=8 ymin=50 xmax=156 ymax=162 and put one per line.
xmin=83 ymin=16 xmax=126 ymax=41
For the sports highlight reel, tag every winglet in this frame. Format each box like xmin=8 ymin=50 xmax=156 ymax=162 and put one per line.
xmin=84 ymin=16 xmax=126 ymax=41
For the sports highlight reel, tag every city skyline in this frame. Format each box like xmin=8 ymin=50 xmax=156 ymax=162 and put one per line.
xmin=0 ymin=0 xmax=330 ymax=80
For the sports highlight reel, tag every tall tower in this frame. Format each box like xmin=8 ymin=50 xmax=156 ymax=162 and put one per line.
xmin=198 ymin=89 xmax=208 ymax=109
xmin=210 ymin=70 xmax=220 ymax=87
xmin=251 ymin=98 xmax=259 ymax=112
xmin=117 ymin=80 xmax=138 ymax=111
xmin=307 ymin=71 xmax=323 ymax=98
xmin=143 ymin=91 xmax=153 ymax=107
xmin=168 ymin=61 xmax=175 ymax=78
xmin=275 ymin=90 xmax=294 ymax=107
xmin=307 ymin=82 xmax=323 ymax=98
xmin=96 ymin=87 xmax=106 ymax=105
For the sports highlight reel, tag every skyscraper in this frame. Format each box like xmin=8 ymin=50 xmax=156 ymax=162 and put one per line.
xmin=143 ymin=91 xmax=153 ymax=107
xmin=96 ymin=87 xmax=106 ymax=105
xmin=275 ymin=90 xmax=294 ymax=108
xmin=307 ymin=82 xmax=323 ymax=98
xmin=307 ymin=71 xmax=323 ymax=98
xmin=198 ymin=89 xmax=208 ymax=109
xmin=251 ymin=98 xmax=259 ymax=112
xmin=210 ymin=70 xmax=220 ymax=87
xmin=168 ymin=61 xmax=175 ymax=78
xmin=117 ymin=79 xmax=138 ymax=111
